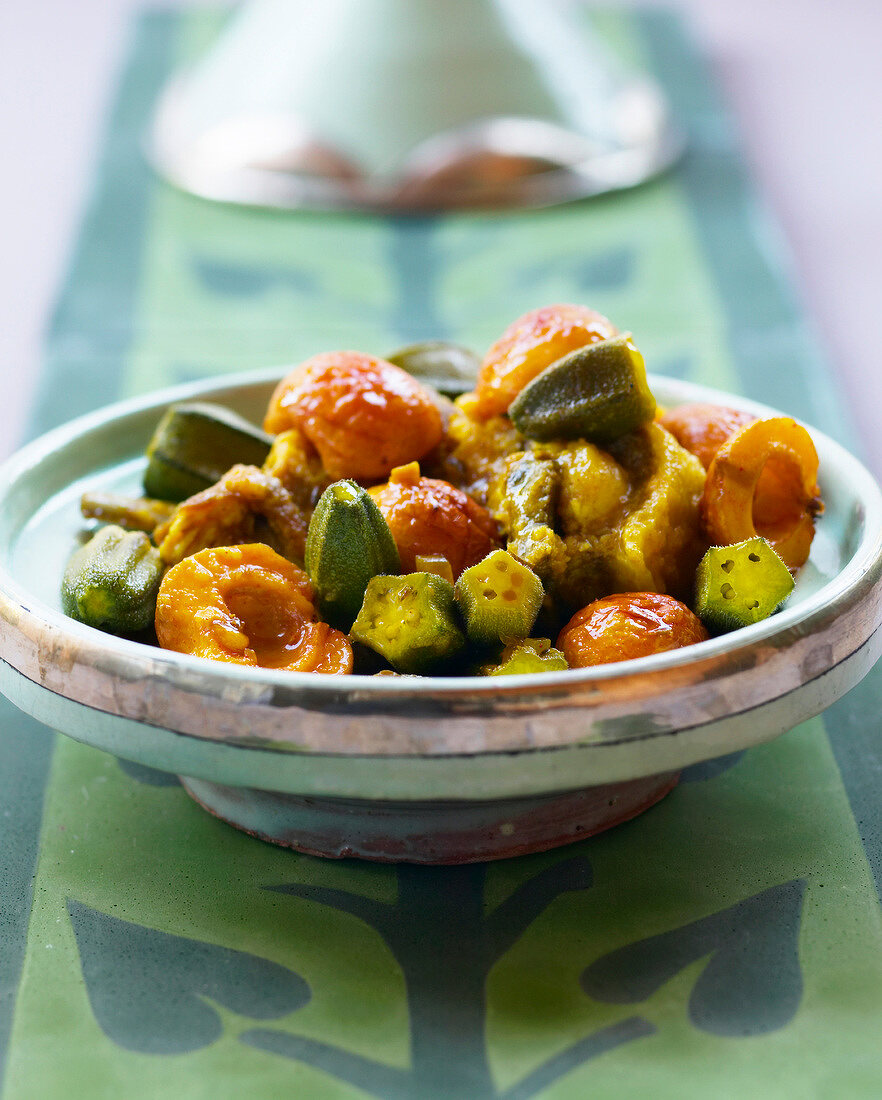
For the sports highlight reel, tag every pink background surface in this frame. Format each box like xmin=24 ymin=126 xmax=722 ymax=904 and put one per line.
xmin=1 ymin=1 xmax=879 ymax=469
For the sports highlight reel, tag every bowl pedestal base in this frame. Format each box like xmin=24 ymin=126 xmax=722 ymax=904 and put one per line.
xmin=180 ymin=771 xmax=680 ymax=864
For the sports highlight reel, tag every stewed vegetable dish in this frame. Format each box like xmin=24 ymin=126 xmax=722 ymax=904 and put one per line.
xmin=62 ymin=304 xmax=823 ymax=677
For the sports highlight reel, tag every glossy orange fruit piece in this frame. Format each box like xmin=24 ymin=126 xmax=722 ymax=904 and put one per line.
xmin=558 ymin=591 xmax=709 ymax=667
xmin=155 ymin=543 xmax=352 ymax=674
xmin=659 ymin=402 xmax=756 ymax=469
xmin=264 ymin=351 xmax=444 ymax=481
xmin=368 ymin=462 xmax=500 ymax=578
xmin=701 ymin=416 xmax=822 ymax=569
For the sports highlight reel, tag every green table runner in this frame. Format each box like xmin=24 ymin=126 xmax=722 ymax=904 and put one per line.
xmin=3 ymin=9 xmax=882 ymax=1097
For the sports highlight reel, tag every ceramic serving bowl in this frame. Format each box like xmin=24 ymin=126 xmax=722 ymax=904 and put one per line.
xmin=1 ymin=369 xmax=880 ymax=863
